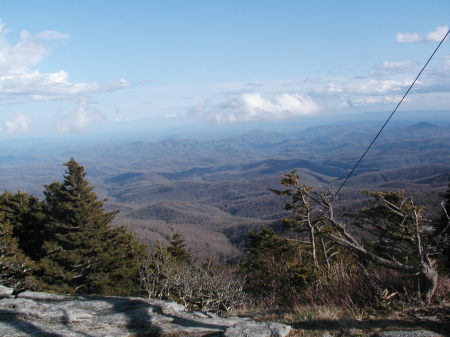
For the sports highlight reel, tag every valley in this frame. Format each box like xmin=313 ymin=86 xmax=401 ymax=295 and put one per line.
xmin=1 ymin=120 xmax=449 ymax=262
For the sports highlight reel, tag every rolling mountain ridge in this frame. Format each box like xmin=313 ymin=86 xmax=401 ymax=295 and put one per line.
xmin=1 ymin=121 xmax=449 ymax=261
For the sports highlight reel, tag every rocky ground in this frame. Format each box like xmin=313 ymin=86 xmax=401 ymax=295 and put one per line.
xmin=0 ymin=286 xmax=447 ymax=337
xmin=0 ymin=285 xmax=290 ymax=337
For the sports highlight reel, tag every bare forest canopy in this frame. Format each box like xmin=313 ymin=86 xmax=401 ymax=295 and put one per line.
xmin=1 ymin=121 xmax=450 ymax=261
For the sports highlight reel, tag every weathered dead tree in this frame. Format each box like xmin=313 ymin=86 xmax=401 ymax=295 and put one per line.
xmin=272 ymin=171 xmax=337 ymax=270
xmin=277 ymin=171 xmax=449 ymax=304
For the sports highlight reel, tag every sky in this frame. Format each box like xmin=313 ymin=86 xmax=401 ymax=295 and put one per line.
xmin=0 ymin=1 xmax=449 ymax=140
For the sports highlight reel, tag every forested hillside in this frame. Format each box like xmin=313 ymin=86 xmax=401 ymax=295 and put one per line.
xmin=0 ymin=159 xmax=145 ymax=296
xmin=1 ymin=158 xmax=449 ymax=322
xmin=0 ymin=122 xmax=449 ymax=261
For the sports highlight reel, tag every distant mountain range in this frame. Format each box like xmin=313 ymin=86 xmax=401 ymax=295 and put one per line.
xmin=1 ymin=121 xmax=449 ymax=261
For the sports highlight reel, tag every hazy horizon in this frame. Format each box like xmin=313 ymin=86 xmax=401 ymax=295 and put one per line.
xmin=0 ymin=1 xmax=449 ymax=144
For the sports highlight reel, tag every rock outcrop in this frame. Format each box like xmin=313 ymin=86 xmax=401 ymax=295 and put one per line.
xmin=0 ymin=285 xmax=291 ymax=336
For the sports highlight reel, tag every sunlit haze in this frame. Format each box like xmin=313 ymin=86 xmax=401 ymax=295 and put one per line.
xmin=0 ymin=1 xmax=449 ymax=143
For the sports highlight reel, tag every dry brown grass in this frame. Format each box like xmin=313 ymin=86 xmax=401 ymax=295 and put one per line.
xmin=233 ymin=266 xmax=450 ymax=336
xmin=301 ymin=262 xmax=427 ymax=312
xmin=434 ymin=273 xmax=450 ymax=304
xmin=263 ymin=303 xmax=450 ymax=337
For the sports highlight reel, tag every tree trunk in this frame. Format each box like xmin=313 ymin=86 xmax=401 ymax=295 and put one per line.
xmin=309 ymin=225 xmax=319 ymax=269
xmin=417 ymin=262 xmax=438 ymax=304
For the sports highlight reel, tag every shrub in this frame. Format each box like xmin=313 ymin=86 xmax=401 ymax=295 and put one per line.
xmin=240 ymin=227 xmax=319 ymax=308
xmin=140 ymin=245 xmax=247 ymax=313
xmin=303 ymin=262 xmax=417 ymax=312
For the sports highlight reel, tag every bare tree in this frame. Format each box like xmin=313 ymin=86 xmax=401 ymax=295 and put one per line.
xmin=139 ymin=245 xmax=247 ymax=313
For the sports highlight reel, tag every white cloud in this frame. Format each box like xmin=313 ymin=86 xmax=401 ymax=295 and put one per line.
xmin=195 ymin=50 xmax=450 ymax=117
xmin=351 ymin=95 xmax=403 ymax=105
xmin=0 ymin=26 xmax=69 ymax=74
xmin=2 ymin=113 xmax=30 ymax=135
xmin=35 ymin=30 xmax=70 ymax=40
xmin=395 ymin=26 xmax=449 ymax=44
xmin=55 ymin=97 xmax=106 ymax=133
xmin=316 ymin=57 xmax=450 ymax=109
xmin=356 ymin=78 xmax=412 ymax=94
xmin=317 ymin=76 xmax=412 ymax=96
xmin=0 ymin=22 xmax=129 ymax=101
xmin=191 ymin=92 xmax=321 ymax=123
xmin=426 ymin=25 xmax=449 ymax=42
xmin=0 ymin=69 xmax=129 ymax=99
xmin=377 ymin=60 xmax=415 ymax=71
xmin=395 ymin=32 xmax=422 ymax=44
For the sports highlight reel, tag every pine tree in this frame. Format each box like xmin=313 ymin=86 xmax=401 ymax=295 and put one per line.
xmin=0 ymin=211 xmax=36 ymax=292
xmin=39 ymin=158 xmax=144 ymax=295
xmin=91 ymin=226 xmax=145 ymax=296
xmin=167 ymin=233 xmax=190 ymax=262
xmin=241 ymin=227 xmax=316 ymax=305
xmin=0 ymin=191 xmax=46 ymax=260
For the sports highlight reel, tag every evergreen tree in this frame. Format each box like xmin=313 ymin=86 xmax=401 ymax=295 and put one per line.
xmin=91 ymin=227 xmax=145 ymax=296
xmin=0 ymin=191 xmax=46 ymax=260
xmin=241 ymin=227 xmax=316 ymax=305
xmin=0 ymin=211 xmax=36 ymax=291
xmin=167 ymin=233 xmax=190 ymax=262
xmin=39 ymin=158 xmax=145 ymax=295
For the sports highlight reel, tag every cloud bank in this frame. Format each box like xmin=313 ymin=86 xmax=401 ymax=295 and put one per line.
xmin=0 ymin=22 xmax=131 ymax=134
xmin=192 ymin=50 xmax=450 ymax=123
xmin=0 ymin=23 xmax=130 ymax=101
xmin=191 ymin=92 xmax=321 ymax=123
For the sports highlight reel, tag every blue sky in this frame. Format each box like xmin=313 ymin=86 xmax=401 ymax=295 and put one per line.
xmin=0 ymin=1 xmax=449 ymax=139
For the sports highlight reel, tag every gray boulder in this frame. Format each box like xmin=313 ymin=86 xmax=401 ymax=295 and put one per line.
xmin=224 ymin=321 xmax=291 ymax=337
xmin=0 ymin=286 xmax=291 ymax=337
xmin=373 ymin=330 xmax=444 ymax=337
